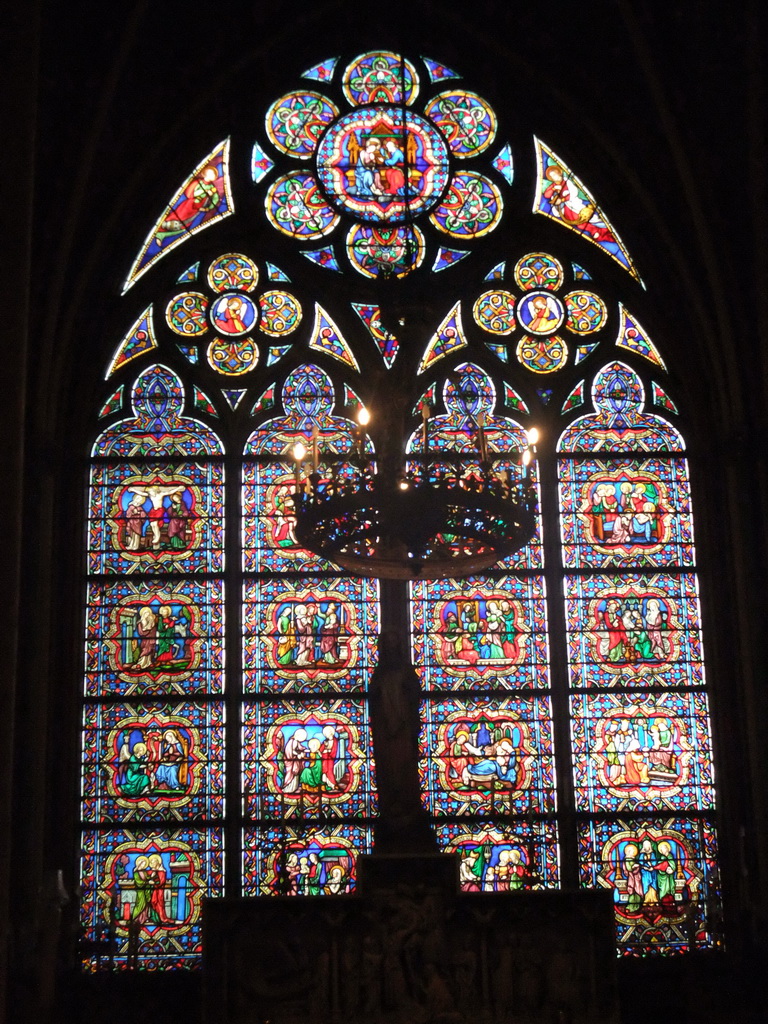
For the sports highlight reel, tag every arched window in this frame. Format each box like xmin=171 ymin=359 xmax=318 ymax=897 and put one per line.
xmin=79 ymin=49 xmax=720 ymax=969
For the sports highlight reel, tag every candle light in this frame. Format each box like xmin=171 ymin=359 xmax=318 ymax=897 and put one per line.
xmin=293 ymin=441 xmax=306 ymax=490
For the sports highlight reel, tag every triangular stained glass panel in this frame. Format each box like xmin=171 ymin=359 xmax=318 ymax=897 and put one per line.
xmin=485 ymin=342 xmax=508 ymax=362
xmin=98 ymin=386 xmax=124 ymax=418
xmin=106 ymin=306 xmax=157 ymax=378
xmin=484 ymin=261 xmax=506 ymax=281
xmin=491 ymin=144 xmax=514 ymax=185
xmin=301 ymin=246 xmax=341 ymax=272
xmin=267 ymin=345 xmax=292 ymax=366
xmin=177 ymin=344 xmax=199 ymax=364
xmin=575 ymin=342 xmax=599 ymax=365
xmin=251 ymin=141 xmax=275 ymax=184
xmin=561 ymin=379 xmax=586 ymax=413
xmin=615 ymin=304 xmax=667 ymax=369
xmin=309 ymin=305 xmax=360 ymax=371
xmin=652 ymin=380 xmax=679 ymax=415
xmin=123 ymin=139 xmax=234 ymax=292
xmin=432 ymin=247 xmax=471 ymax=272
xmin=193 ymin=385 xmax=218 ymax=417
xmin=251 ymin=384 xmax=276 ymax=416
xmin=413 ymin=383 xmax=437 ymax=415
xmin=351 ymin=303 xmax=399 ymax=368
xmin=533 ymin=138 xmax=641 ymax=281
xmin=177 ymin=261 xmax=200 ymax=283
xmin=266 ymin=262 xmax=290 ymax=282
xmin=503 ymin=382 xmax=530 ymax=414
xmin=422 ymin=56 xmax=461 ymax=82
xmin=417 ymin=302 xmax=467 ymax=374
xmin=572 ymin=262 xmax=591 ymax=280
xmin=344 ymin=384 xmax=364 ymax=408
xmin=302 ymin=57 xmax=339 ymax=83
xmin=222 ymin=388 xmax=247 ymax=410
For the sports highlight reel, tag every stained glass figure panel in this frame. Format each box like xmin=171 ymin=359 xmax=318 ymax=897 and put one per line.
xmin=243 ymin=577 xmax=379 ymax=694
xmin=570 ymin=691 xmax=716 ymax=813
xmin=564 ymin=572 xmax=705 ymax=689
xmin=87 ymin=462 xmax=224 ymax=575
xmin=84 ymin=579 xmax=224 ymax=697
xmin=80 ymin=827 xmax=224 ymax=970
xmin=242 ymin=699 xmax=376 ymax=820
xmin=243 ymin=824 xmax=372 ymax=896
xmin=435 ymin=821 xmax=560 ymax=890
xmin=242 ymin=462 xmax=339 ymax=573
xmin=578 ymin=817 xmax=721 ymax=956
xmin=411 ymin=576 xmax=550 ymax=692
xmin=419 ymin=696 xmax=556 ymax=816
xmin=559 ymin=457 xmax=695 ymax=568
xmin=82 ymin=701 xmax=225 ymax=822
xmin=93 ymin=364 xmax=223 ymax=458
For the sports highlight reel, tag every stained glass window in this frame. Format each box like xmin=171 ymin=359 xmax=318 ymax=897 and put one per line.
xmin=82 ymin=49 xmax=720 ymax=969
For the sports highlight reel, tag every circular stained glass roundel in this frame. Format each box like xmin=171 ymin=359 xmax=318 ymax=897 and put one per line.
xmin=429 ymin=171 xmax=502 ymax=239
xmin=166 ymin=292 xmax=209 ymax=336
xmin=423 ymin=91 xmax=497 ymax=158
xmin=258 ymin=291 xmax=303 ymax=336
xmin=342 ymin=51 xmax=419 ymax=106
xmin=207 ymin=253 xmax=258 ymax=292
xmin=472 ymin=290 xmax=516 ymax=334
xmin=514 ymin=252 xmax=563 ymax=291
xmin=266 ymin=91 xmax=339 ymax=158
xmin=266 ymin=173 xmax=339 ymax=239
xmin=207 ymin=337 xmax=259 ymax=375
xmin=517 ymin=291 xmax=565 ymax=335
xmin=316 ymin=106 xmax=449 ymax=224
xmin=347 ymin=224 xmax=425 ymax=278
xmin=564 ymin=290 xmax=607 ymax=334
xmin=209 ymin=293 xmax=258 ymax=336
xmin=516 ymin=334 xmax=568 ymax=373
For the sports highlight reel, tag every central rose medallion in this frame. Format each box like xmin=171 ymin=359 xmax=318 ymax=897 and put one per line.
xmin=316 ymin=105 xmax=450 ymax=223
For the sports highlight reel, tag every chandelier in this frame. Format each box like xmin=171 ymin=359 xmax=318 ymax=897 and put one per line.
xmin=291 ymin=404 xmax=538 ymax=580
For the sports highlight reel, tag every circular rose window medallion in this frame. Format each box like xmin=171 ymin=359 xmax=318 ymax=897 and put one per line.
xmin=316 ymin=105 xmax=449 ymax=223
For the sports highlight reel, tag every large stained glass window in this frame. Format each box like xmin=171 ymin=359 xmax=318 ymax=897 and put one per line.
xmin=81 ymin=49 xmax=721 ymax=968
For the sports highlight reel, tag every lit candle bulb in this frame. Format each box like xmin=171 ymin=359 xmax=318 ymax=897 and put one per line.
xmin=356 ymin=406 xmax=370 ymax=459
xmin=293 ymin=441 xmax=306 ymax=489
xmin=522 ymin=447 xmax=532 ymax=480
xmin=527 ymin=427 xmax=539 ymax=445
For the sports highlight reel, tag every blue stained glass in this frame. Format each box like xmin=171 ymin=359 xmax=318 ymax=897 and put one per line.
xmin=410 ymin=576 xmax=550 ymax=691
xmin=83 ymin=578 xmax=224 ymax=698
xmin=266 ymin=262 xmax=290 ymax=282
xmin=491 ymin=144 xmax=514 ymax=185
xmin=575 ymin=343 xmax=599 ymax=365
xmin=80 ymin=827 xmax=224 ymax=970
xmin=177 ymin=344 xmax=198 ymax=364
xmin=301 ymin=57 xmax=339 ymax=83
xmin=437 ymin=821 xmax=560 ymax=890
xmin=485 ymin=342 xmax=508 ymax=362
xmin=572 ymin=262 xmax=591 ymax=280
xmin=177 ymin=262 xmax=200 ymax=283
xmin=301 ymin=246 xmax=341 ymax=272
xmin=222 ymin=389 xmax=246 ymax=410
xmin=243 ymin=824 xmax=372 ymax=897
xmin=422 ymin=55 xmax=461 ymax=82
xmin=484 ymin=261 xmax=506 ymax=281
xmin=563 ymin=571 xmax=705 ymax=690
xmin=251 ymin=140 xmax=275 ymax=184
xmin=267 ymin=345 xmax=292 ymax=366
xmin=570 ymin=690 xmax=716 ymax=813
xmin=419 ymin=696 xmax=556 ymax=816
xmin=537 ymin=389 xmax=553 ymax=404
xmin=106 ymin=307 xmax=158 ymax=379
xmin=433 ymin=247 xmax=471 ymax=272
